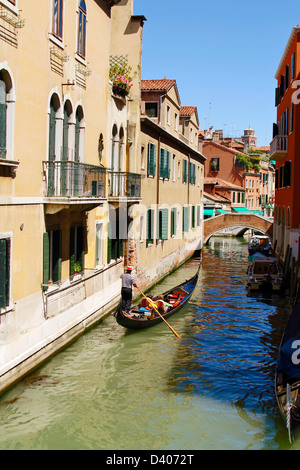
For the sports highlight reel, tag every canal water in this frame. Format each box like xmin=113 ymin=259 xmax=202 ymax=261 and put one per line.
xmin=0 ymin=236 xmax=296 ymax=450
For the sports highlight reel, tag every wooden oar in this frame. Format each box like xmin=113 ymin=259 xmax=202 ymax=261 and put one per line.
xmin=136 ymin=286 xmax=182 ymax=339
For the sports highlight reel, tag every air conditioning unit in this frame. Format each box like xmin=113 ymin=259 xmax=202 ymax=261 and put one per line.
xmin=91 ymin=180 xmax=104 ymax=197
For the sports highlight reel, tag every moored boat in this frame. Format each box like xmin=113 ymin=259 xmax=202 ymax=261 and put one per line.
xmin=275 ymin=303 xmax=300 ymax=443
xmin=115 ymin=264 xmax=200 ymax=331
xmin=248 ymin=235 xmax=272 ymax=256
xmin=247 ymin=257 xmax=283 ymax=291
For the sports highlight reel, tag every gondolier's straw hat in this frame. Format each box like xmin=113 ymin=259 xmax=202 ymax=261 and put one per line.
xmin=126 ymin=266 xmax=133 ymax=271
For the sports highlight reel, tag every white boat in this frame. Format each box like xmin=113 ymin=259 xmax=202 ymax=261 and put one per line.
xmin=247 ymin=257 xmax=284 ymax=291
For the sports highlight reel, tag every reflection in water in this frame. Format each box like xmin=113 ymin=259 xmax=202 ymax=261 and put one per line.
xmin=0 ymin=237 xmax=295 ymax=450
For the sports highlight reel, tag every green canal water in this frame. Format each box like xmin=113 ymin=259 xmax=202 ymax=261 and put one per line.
xmin=0 ymin=236 xmax=296 ymax=450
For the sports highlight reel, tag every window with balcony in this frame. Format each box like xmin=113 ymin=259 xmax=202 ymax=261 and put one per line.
xmin=77 ymin=0 xmax=87 ymax=59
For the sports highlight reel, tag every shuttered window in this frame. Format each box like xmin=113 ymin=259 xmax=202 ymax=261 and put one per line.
xmin=182 ymin=206 xmax=189 ymax=232
xmin=0 ymin=238 xmax=10 ymax=309
xmin=159 ymin=149 xmax=170 ymax=179
xmin=171 ymin=208 xmax=177 ymax=237
xmin=191 ymin=206 xmax=195 ymax=228
xmin=197 ymin=205 xmax=201 ymax=226
xmin=146 ymin=209 xmax=154 ymax=245
xmin=158 ymin=209 xmax=168 ymax=240
xmin=189 ymin=162 xmax=196 ymax=184
xmin=147 ymin=142 xmax=156 ymax=177
xmin=43 ymin=230 xmax=62 ymax=285
xmin=182 ymin=159 xmax=187 ymax=183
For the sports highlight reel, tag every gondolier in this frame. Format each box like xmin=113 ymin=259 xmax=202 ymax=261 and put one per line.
xmin=115 ymin=262 xmax=201 ymax=335
xmin=121 ymin=266 xmax=137 ymax=314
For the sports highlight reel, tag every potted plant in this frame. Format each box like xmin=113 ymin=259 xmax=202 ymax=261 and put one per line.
xmin=109 ymin=60 xmax=138 ymax=98
xmin=73 ymin=262 xmax=81 ymax=275
xmin=112 ymin=76 xmax=132 ymax=97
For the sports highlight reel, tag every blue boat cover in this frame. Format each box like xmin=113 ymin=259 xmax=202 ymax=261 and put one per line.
xmin=277 ymin=304 xmax=300 ymax=379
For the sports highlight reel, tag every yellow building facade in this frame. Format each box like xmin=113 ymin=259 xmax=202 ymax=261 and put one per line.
xmin=0 ymin=0 xmax=205 ymax=393
xmin=0 ymin=0 xmax=146 ymax=393
xmin=134 ymin=79 xmax=205 ymax=287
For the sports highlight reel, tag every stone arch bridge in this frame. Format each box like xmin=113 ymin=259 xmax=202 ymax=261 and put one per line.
xmin=203 ymin=212 xmax=273 ymax=244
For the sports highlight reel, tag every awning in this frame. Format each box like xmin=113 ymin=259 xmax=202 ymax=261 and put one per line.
xmin=232 ymin=206 xmax=250 ymax=212
xmin=203 ymin=209 xmax=214 ymax=216
xmin=250 ymin=210 xmax=264 ymax=215
xmin=216 ymin=209 xmax=229 ymax=214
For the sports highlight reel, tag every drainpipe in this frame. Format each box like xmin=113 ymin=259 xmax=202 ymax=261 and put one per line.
xmin=156 ymin=131 xmax=162 ymax=245
xmin=188 ymin=153 xmax=190 ymax=206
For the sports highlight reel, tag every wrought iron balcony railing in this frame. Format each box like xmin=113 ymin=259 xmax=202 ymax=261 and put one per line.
xmin=108 ymin=171 xmax=141 ymax=198
xmin=43 ymin=162 xmax=142 ymax=200
xmin=43 ymin=161 xmax=106 ymax=198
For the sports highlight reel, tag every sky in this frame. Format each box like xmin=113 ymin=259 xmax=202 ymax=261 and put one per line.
xmin=133 ymin=0 xmax=300 ymax=147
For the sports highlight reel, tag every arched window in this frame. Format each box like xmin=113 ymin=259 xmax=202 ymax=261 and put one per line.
xmin=0 ymin=76 xmax=7 ymax=159
xmin=0 ymin=69 xmax=14 ymax=161
xmin=77 ymin=0 xmax=87 ymax=58
xmin=53 ymin=0 xmax=64 ymax=40
xmin=62 ymin=100 xmax=72 ymax=161
xmin=74 ymin=106 xmax=84 ymax=163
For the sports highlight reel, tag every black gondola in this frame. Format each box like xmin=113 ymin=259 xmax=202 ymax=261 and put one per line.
xmin=275 ymin=303 xmax=300 ymax=443
xmin=115 ymin=264 xmax=200 ymax=331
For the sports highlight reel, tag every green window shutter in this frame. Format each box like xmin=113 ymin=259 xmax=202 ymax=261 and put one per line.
xmin=159 ymin=148 xmax=164 ymax=178
xmin=166 ymin=151 xmax=170 ymax=179
xmin=43 ymin=232 xmax=50 ymax=290
xmin=183 ymin=160 xmax=187 ymax=183
xmin=171 ymin=208 xmax=176 ymax=236
xmin=147 ymin=209 xmax=154 ymax=245
xmin=182 ymin=206 xmax=189 ymax=232
xmin=197 ymin=206 xmax=201 ymax=226
xmin=192 ymin=206 xmax=195 ymax=228
xmin=0 ymin=238 xmax=9 ymax=308
xmin=148 ymin=143 xmax=156 ymax=177
xmin=192 ymin=163 xmax=196 ymax=184
xmin=52 ymin=229 xmax=61 ymax=282
xmin=159 ymin=209 xmax=168 ymax=240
